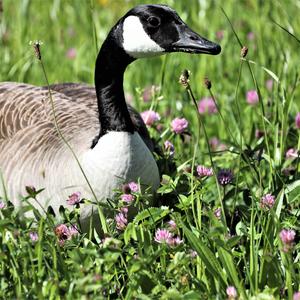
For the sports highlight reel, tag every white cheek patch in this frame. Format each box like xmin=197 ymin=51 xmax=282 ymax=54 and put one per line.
xmin=122 ymin=16 xmax=164 ymax=58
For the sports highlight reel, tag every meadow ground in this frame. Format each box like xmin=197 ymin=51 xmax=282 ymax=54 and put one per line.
xmin=0 ymin=0 xmax=299 ymax=299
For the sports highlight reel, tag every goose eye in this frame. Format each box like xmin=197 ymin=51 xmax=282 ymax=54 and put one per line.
xmin=147 ymin=16 xmax=160 ymax=27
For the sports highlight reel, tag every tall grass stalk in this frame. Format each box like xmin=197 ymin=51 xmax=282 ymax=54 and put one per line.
xmin=181 ymin=73 xmax=223 ymax=226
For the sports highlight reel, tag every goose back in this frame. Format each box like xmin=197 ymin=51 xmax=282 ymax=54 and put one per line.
xmin=0 ymin=82 xmax=158 ymax=215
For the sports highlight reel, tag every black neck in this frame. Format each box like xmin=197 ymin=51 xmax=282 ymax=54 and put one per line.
xmin=92 ymin=29 xmax=136 ymax=147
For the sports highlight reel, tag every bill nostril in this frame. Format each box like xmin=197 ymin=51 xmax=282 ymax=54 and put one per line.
xmin=189 ymin=35 xmax=198 ymax=41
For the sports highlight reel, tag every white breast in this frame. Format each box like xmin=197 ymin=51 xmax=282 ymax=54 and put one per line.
xmin=81 ymin=131 xmax=160 ymax=202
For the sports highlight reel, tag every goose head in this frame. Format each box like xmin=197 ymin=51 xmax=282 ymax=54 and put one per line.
xmin=119 ymin=4 xmax=221 ymax=59
xmin=94 ymin=4 xmax=221 ymax=138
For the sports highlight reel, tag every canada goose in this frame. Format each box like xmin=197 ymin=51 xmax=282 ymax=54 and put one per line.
xmin=0 ymin=4 xmax=221 ymax=227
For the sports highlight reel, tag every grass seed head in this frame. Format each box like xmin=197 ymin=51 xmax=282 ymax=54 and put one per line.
xmin=204 ymin=77 xmax=212 ymax=89
xmin=241 ymin=46 xmax=248 ymax=58
xmin=29 ymin=40 xmax=43 ymax=60
xmin=179 ymin=69 xmax=190 ymax=88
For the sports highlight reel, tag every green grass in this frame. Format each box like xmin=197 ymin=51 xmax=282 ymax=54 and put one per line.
xmin=0 ymin=0 xmax=300 ymax=299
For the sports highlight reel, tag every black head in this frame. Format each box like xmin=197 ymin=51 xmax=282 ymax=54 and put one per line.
xmin=118 ymin=4 xmax=221 ymax=59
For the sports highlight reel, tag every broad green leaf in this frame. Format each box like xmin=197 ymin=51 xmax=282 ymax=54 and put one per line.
xmin=133 ymin=207 xmax=170 ymax=224
xmin=218 ymin=248 xmax=246 ymax=299
xmin=124 ymin=222 xmax=137 ymax=245
xmin=275 ymin=190 xmax=284 ymax=219
xmin=285 ymin=180 xmax=300 ymax=193
xmin=181 ymin=223 xmax=227 ymax=288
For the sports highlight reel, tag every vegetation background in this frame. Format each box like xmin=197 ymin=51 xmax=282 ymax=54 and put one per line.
xmin=0 ymin=0 xmax=299 ymax=299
